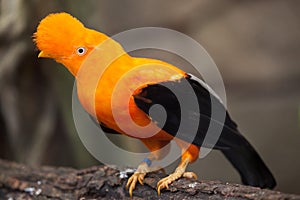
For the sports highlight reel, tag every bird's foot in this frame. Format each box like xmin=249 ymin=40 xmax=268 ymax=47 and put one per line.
xmin=157 ymin=170 xmax=197 ymax=195
xmin=126 ymin=171 xmax=146 ymax=197
xmin=126 ymin=162 xmax=151 ymax=197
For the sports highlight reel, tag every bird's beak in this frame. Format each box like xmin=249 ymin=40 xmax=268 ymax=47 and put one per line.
xmin=38 ymin=51 xmax=51 ymax=58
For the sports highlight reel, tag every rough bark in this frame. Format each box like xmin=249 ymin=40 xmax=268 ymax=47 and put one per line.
xmin=0 ymin=159 xmax=299 ymax=200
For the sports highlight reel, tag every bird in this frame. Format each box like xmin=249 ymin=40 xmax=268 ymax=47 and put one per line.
xmin=33 ymin=12 xmax=276 ymax=197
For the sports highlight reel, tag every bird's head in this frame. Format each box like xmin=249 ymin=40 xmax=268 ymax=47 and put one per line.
xmin=34 ymin=12 xmax=109 ymax=76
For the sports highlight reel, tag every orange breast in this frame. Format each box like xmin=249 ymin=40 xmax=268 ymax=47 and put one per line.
xmin=76 ymin=48 xmax=186 ymax=140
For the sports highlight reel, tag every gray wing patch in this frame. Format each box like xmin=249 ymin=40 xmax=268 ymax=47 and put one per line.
xmin=187 ymin=73 xmax=224 ymax=105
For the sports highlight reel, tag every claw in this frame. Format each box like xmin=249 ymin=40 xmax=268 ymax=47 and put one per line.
xmin=157 ymin=171 xmax=197 ymax=195
xmin=125 ymin=159 xmax=155 ymax=197
xmin=126 ymin=174 xmax=136 ymax=197
xmin=138 ymin=174 xmax=144 ymax=185
xmin=126 ymin=172 xmax=146 ymax=197
xmin=183 ymin=171 xmax=197 ymax=179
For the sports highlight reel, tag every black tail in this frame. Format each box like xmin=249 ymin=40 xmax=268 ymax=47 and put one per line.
xmin=133 ymin=75 xmax=276 ymax=189
xmin=221 ymin=137 xmax=276 ymax=189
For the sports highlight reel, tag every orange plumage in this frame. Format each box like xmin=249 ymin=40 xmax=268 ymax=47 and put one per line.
xmin=34 ymin=13 xmax=186 ymax=139
xmin=34 ymin=13 xmax=109 ymax=75
xmin=34 ymin=12 xmax=276 ymax=197
xmin=34 ymin=13 xmax=197 ymax=196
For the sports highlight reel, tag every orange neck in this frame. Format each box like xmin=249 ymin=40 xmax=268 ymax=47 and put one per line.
xmin=75 ymin=38 xmax=186 ymax=136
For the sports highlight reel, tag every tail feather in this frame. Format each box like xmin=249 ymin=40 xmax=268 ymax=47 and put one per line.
xmin=221 ymin=138 xmax=276 ymax=189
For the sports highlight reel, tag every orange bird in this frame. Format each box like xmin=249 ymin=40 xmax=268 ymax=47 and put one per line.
xmin=34 ymin=13 xmax=276 ymax=196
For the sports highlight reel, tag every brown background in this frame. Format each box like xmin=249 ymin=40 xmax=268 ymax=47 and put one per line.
xmin=0 ymin=0 xmax=299 ymax=194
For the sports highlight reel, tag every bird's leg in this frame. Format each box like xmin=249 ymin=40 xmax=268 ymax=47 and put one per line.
xmin=157 ymin=157 xmax=197 ymax=195
xmin=126 ymin=139 xmax=170 ymax=197
xmin=126 ymin=155 xmax=154 ymax=197
xmin=157 ymin=142 xmax=199 ymax=195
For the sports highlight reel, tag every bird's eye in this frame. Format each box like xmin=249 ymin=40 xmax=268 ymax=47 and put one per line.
xmin=76 ymin=47 xmax=86 ymax=56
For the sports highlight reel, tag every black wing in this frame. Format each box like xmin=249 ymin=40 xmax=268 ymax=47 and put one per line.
xmin=134 ymin=73 xmax=242 ymax=149
xmin=134 ymin=73 xmax=276 ymax=189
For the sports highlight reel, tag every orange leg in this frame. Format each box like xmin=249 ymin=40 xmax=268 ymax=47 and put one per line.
xmin=157 ymin=139 xmax=200 ymax=195
xmin=126 ymin=139 xmax=170 ymax=197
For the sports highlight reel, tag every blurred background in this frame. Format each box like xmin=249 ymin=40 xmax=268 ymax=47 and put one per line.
xmin=0 ymin=0 xmax=299 ymax=194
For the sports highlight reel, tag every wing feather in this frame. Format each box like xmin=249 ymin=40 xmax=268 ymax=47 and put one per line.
xmin=134 ymin=74 xmax=244 ymax=149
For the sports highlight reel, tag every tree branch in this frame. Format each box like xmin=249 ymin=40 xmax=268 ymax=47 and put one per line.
xmin=0 ymin=159 xmax=298 ymax=200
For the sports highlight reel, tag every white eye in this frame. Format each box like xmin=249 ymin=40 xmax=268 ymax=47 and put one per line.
xmin=76 ymin=47 xmax=86 ymax=56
